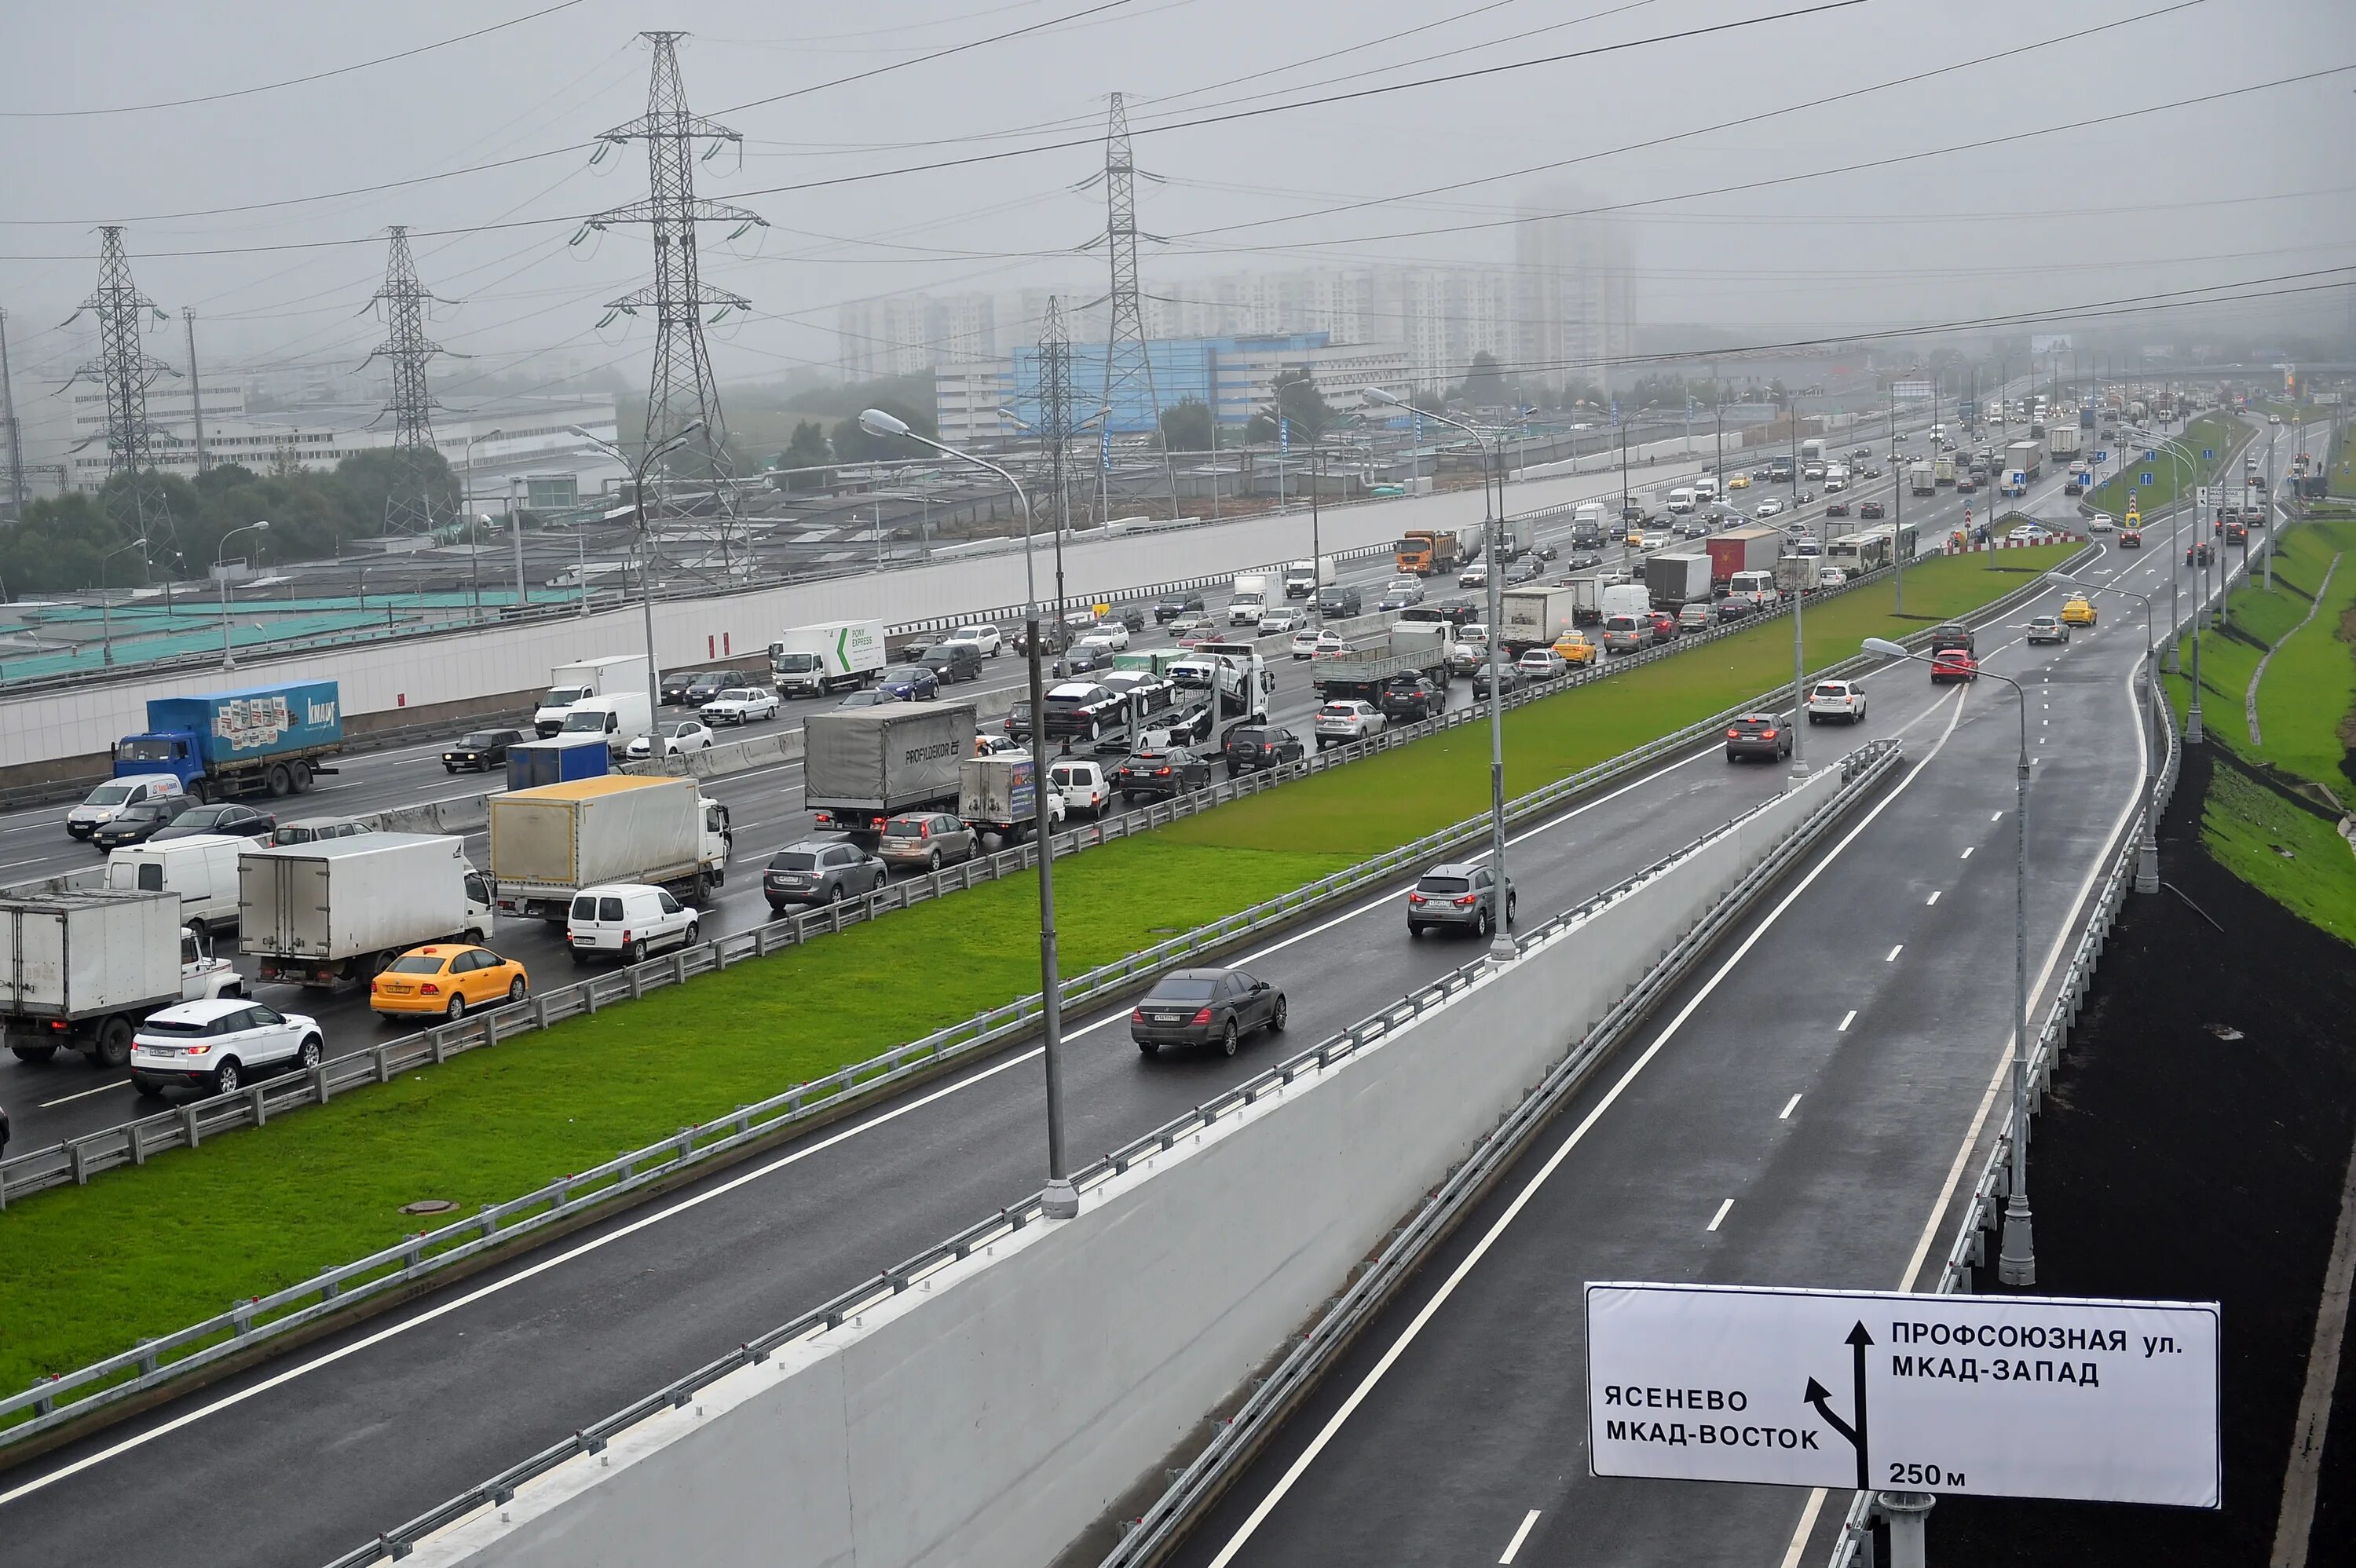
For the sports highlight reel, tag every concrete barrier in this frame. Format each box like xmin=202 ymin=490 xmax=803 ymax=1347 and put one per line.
xmin=405 ymin=767 xmax=1841 ymax=1568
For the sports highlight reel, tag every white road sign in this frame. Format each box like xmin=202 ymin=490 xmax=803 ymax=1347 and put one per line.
xmin=1586 ymin=1283 xmax=2219 ymax=1507
xmin=1892 ymin=381 xmax=1933 ymax=400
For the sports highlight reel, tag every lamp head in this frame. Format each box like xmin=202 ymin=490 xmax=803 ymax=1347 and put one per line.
xmin=1361 ymin=386 xmax=1403 ymax=408
xmin=1862 ymin=636 xmax=1908 ymax=659
xmin=859 ymin=408 xmax=911 ymax=439
xmin=253 ymin=520 xmax=269 ymax=532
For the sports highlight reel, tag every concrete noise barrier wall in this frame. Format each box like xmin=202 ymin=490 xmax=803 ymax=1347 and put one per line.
xmin=407 ymin=766 xmax=1842 ymax=1568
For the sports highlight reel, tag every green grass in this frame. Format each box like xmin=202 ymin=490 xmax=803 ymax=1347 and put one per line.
xmin=2087 ymin=415 xmax=2241 ymax=519
xmin=2200 ymin=763 xmax=2356 ymax=946
xmin=0 ymin=546 xmax=2076 ymax=1400
xmin=2332 ymin=415 xmax=2356 ymax=500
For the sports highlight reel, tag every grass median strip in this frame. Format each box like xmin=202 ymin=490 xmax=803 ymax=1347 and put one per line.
xmin=0 ymin=546 xmax=2073 ymax=1406
xmin=2088 ymin=413 xmax=2240 ymax=519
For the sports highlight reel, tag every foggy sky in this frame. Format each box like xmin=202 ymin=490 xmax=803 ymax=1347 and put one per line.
xmin=2 ymin=0 xmax=2351 ymax=401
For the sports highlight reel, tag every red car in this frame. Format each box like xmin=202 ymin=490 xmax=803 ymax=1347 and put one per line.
xmin=1646 ymin=609 xmax=1677 ymax=643
xmin=1930 ymin=646 xmax=1978 ymax=685
xmin=1859 ymin=500 xmax=1886 ymax=519
xmin=2119 ymin=528 xmax=2142 ymax=549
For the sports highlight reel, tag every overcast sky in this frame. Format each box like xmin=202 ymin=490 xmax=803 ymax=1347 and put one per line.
xmin=2 ymin=0 xmax=2351 ymax=400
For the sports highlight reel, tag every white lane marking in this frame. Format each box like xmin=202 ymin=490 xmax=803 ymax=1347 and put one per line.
xmin=1960 ymin=846 xmax=1974 ymax=859
xmin=1837 ymin=1010 xmax=1857 ymax=1033
xmin=37 ymin=1079 xmax=130 ymax=1109
xmin=1498 ymin=1508 xmax=1542 ymax=1564
xmin=1202 ymin=689 xmax=1970 ymax=1566
xmin=1707 ymin=1199 xmax=1734 ymax=1232
xmin=1926 ymin=890 xmax=1941 ymax=906
xmin=0 ymin=1041 xmax=1052 ymax=1508
xmin=1780 ymin=1093 xmax=1802 ymax=1120
xmin=1884 ymin=945 xmax=1902 ymax=963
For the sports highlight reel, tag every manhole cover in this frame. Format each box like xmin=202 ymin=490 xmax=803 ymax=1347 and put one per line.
xmin=400 ymin=1199 xmax=460 ymax=1215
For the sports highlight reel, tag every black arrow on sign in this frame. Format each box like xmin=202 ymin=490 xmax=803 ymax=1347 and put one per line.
xmin=1803 ymin=1321 xmax=1875 ymax=1490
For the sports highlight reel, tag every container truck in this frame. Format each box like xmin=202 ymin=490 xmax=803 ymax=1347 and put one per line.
xmin=1704 ymin=526 xmax=1783 ymax=593
xmin=489 ymin=774 xmax=731 ymax=921
xmin=2004 ymin=438 xmax=2045 ymax=491
xmin=1282 ymin=558 xmax=1334 ymax=598
xmin=1571 ymin=501 xmax=1610 ymax=544
xmin=112 ymin=681 xmax=343 ymax=802
xmin=1933 ymin=455 xmax=1956 ymax=486
xmin=534 ymin=656 xmax=649 ymax=736
xmin=1908 ymin=460 xmax=1937 ymax=496
xmin=1394 ymin=529 xmax=1462 ymax=576
xmin=769 ymin=620 xmax=886 ymax=697
xmin=239 ymin=833 xmax=492 ymax=990
xmin=1644 ymin=553 xmax=1713 ymax=608
xmin=1498 ymin=585 xmax=1584 ymax=652
xmin=1 ymin=889 xmax=243 ymax=1066
xmin=2048 ymin=425 xmax=2083 ymax=461
xmin=507 ymin=734 xmax=610 ymax=791
xmin=803 ymin=700 xmax=977 ymax=843
xmin=1561 ymin=576 xmax=1604 ymax=625
xmin=1800 ymin=438 xmax=1824 ymax=464
xmin=957 ymin=754 xmax=1064 ymax=843
xmin=1227 ymin=574 xmax=1271 ymax=627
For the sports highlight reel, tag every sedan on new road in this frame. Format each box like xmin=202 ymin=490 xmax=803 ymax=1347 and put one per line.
xmin=627 ymin=719 xmax=718 ymax=759
xmin=370 ymin=944 xmax=529 ymax=1024
xmin=149 ymin=802 xmax=276 ymax=843
xmin=1129 ymin=967 xmax=1287 ymax=1057
xmin=701 ymin=686 xmax=781 ymax=725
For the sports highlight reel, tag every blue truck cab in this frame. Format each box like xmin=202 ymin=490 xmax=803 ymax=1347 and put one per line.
xmin=114 ymin=680 xmax=343 ymax=802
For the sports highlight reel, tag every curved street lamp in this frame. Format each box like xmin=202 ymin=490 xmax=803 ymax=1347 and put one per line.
xmin=214 ymin=520 xmax=269 ymax=671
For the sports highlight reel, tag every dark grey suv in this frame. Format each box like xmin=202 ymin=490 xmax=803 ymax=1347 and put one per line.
xmin=1405 ymin=861 xmax=1516 ymax=939
xmin=1129 ymin=967 xmax=1287 ymax=1057
xmin=765 ymin=839 xmax=887 ymax=915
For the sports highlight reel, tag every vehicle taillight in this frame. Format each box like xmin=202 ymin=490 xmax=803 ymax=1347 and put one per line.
xmin=1454 ymin=894 xmax=1477 ymax=907
xmin=1727 ymin=728 xmax=1741 ymax=739
xmin=419 ymin=983 xmax=440 ymax=996
xmin=1155 ymin=766 xmax=1172 ymax=777
xmin=1130 ymin=1008 xmax=1145 ymax=1024
xmin=1408 ymin=892 xmax=1425 ymax=905
xmin=1191 ymin=1007 xmax=1213 ymax=1025
xmin=918 ymin=821 xmax=930 ymax=837
xmin=1760 ymin=728 xmax=1776 ymax=739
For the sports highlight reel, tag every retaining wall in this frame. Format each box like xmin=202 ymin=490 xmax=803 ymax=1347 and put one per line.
xmin=405 ymin=766 xmax=1840 ymax=1568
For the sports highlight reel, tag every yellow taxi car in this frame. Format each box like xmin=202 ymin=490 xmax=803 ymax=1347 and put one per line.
xmin=2059 ymin=595 xmax=2097 ymax=627
xmin=1552 ymin=630 xmax=1599 ymax=667
xmin=1726 ymin=472 xmax=1751 ymax=489
xmin=371 ymin=944 xmax=529 ymax=1023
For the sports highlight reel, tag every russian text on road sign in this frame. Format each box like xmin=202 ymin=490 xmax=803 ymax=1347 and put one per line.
xmin=1586 ymin=1282 xmax=2219 ymax=1506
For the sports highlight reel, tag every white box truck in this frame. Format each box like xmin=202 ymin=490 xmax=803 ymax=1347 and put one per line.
xmin=1282 ymin=558 xmax=1334 ymax=598
xmin=1498 ymin=585 xmax=1585 ymax=652
xmin=105 ymin=835 xmax=247 ymax=938
xmin=769 ymin=620 xmax=886 ymax=698
xmin=1227 ymin=574 xmax=1271 ymax=626
xmin=1 ymin=889 xmax=243 ymax=1066
xmin=1908 ymin=460 xmax=1937 ymax=496
xmin=489 ymin=775 xmax=731 ymax=922
xmin=535 ymin=655 xmax=649 ymax=736
xmin=238 ymin=833 xmax=493 ymax=989
xmin=957 ymin=754 xmax=1065 ymax=844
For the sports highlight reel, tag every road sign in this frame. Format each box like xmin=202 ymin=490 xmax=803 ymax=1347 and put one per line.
xmin=1586 ymin=1282 xmax=2220 ymax=1506
xmin=1893 ymin=381 xmax=1933 ymax=400
xmin=2141 ymin=471 xmax=2154 ymax=487
xmin=2203 ymin=448 xmax=2215 ymax=461
xmin=2094 ymin=451 xmax=2108 ymax=463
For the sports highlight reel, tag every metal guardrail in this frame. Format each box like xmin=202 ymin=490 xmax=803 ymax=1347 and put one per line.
xmin=1822 ymin=510 xmax=2237 ymax=1565
xmin=313 ymin=738 xmax=1901 ymax=1568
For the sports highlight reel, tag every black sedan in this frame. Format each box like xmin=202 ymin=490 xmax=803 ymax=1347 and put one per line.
xmin=1716 ymin=597 xmax=1757 ymax=623
xmin=874 ymin=663 xmax=941 ymax=701
xmin=151 ymin=802 xmax=277 ymax=843
xmin=1057 ymin=641 xmax=1113 ymax=676
xmin=1224 ymin=725 xmax=1305 ymax=776
xmin=682 ymin=669 xmax=753 ymax=706
xmin=1154 ymin=593 xmax=1206 ymax=625
xmin=1110 ymin=746 xmax=1214 ymax=803
xmin=441 ymin=726 xmax=532 ymax=773
xmin=1470 ymin=661 xmax=1526 ymax=699
xmin=1129 ymin=967 xmax=1287 ymax=1057
xmin=90 ymin=795 xmax=197 ymax=851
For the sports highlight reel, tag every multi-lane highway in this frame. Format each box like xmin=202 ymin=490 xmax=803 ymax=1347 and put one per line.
xmin=1165 ymin=418 xmax=2297 ymax=1568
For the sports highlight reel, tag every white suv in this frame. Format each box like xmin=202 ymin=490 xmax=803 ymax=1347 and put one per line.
xmin=1806 ymin=679 xmax=1867 ymax=725
xmin=946 ymin=623 xmax=1003 ymax=658
xmin=130 ymin=997 xmax=322 ymax=1098
xmin=1313 ymin=700 xmax=1386 ymax=751
xmin=567 ymin=883 xmax=701 ymax=967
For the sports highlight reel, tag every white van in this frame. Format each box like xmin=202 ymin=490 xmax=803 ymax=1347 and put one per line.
xmin=1665 ymin=487 xmax=1696 ymax=514
xmin=566 ymin=882 xmax=701 ymax=966
xmin=66 ymin=774 xmax=185 ymax=841
xmin=1824 ymin=465 xmax=1849 ymax=492
xmin=1729 ymin=569 xmax=1782 ymax=606
xmin=559 ymin=693 xmax=654 ymax=758
xmin=107 ymin=834 xmax=247 ymax=938
xmin=1693 ymin=476 xmax=1720 ymax=502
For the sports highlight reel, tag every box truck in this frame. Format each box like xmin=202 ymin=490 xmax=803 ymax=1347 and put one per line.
xmin=1705 ymin=526 xmax=1783 ymax=592
xmin=1908 ymin=460 xmax=1937 ymax=496
xmin=2048 ymin=424 xmax=2083 ymax=461
xmin=1933 ymin=454 xmax=1956 ymax=486
xmin=1282 ymin=558 xmax=1334 ymax=598
xmin=112 ymin=681 xmax=343 ymax=801
xmin=534 ymin=656 xmax=649 ymax=736
xmin=1497 ymin=585 xmax=1585 ymax=652
xmin=1 ymin=889 xmax=243 ymax=1066
xmin=957 ymin=755 xmax=1065 ymax=843
xmin=1227 ymin=574 xmax=1271 ymax=626
xmin=769 ymin=620 xmax=886 ymax=697
xmin=506 ymin=734 xmax=610 ymax=791
xmin=489 ymin=775 xmax=731 ymax=921
xmin=239 ymin=833 xmax=492 ymax=989
xmin=1644 ymin=552 xmax=1714 ymax=608
xmin=803 ymin=700 xmax=977 ymax=842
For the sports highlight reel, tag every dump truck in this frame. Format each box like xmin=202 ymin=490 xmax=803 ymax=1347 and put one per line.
xmin=112 ymin=681 xmax=342 ymax=802
xmin=1394 ymin=528 xmax=1463 ymax=576
xmin=1704 ymin=526 xmax=1784 ymax=593
xmin=0 ymin=889 xmax=243 ymax=1066
xmin=803 ymin=700 xmax=976 ymax=843
xmin=489 ymin=774 xmax=731 ymax=921
xmin=238 ymin=832 xmax=492 ymax=990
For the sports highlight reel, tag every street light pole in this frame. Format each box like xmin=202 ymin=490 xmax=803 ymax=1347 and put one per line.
xmin=97 ymin=536 xmax=149 ymax=668
xmin=572 ymin=421 xmax=704 ymax=737
xmin=2054 ymin=568 xmax=2162 ymax=894
xmin=214 ymin=520 xmax=269 ymax=671
xmin=862 ymin=407 xmax=1081 ymax=1218
xmin=1867 ymin=637 xmax=2036 ymax=1284
xmin=1370 ymin=389 xmax=1513 ymax=961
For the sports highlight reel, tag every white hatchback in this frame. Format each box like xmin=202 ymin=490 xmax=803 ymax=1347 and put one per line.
xmin=130 ymin=997 xmax=322 ymax=1098
xmin=567 ymin=883 xmax=701 ymax=967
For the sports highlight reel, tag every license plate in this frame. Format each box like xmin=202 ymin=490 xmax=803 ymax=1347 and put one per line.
xmin=572 ymin=936 xmax=595 ymax=948
xmin=1154 ymin=1014 xmax=1183 ymax=1024
xmin=383 ymin=982 xmax=412 ymax=995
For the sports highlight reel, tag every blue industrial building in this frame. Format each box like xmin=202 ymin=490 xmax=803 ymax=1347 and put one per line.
xmin=1002 ymin=331 xmax=1337 ymax=435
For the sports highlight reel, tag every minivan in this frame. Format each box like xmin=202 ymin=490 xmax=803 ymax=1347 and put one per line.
xmin=566 ymin=882 xmax=700 ymax=966
xmin=1666 ymin=487 xmax=1697 ymax=514
xmin=106 ymin=834 xmax=246 ymax=937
